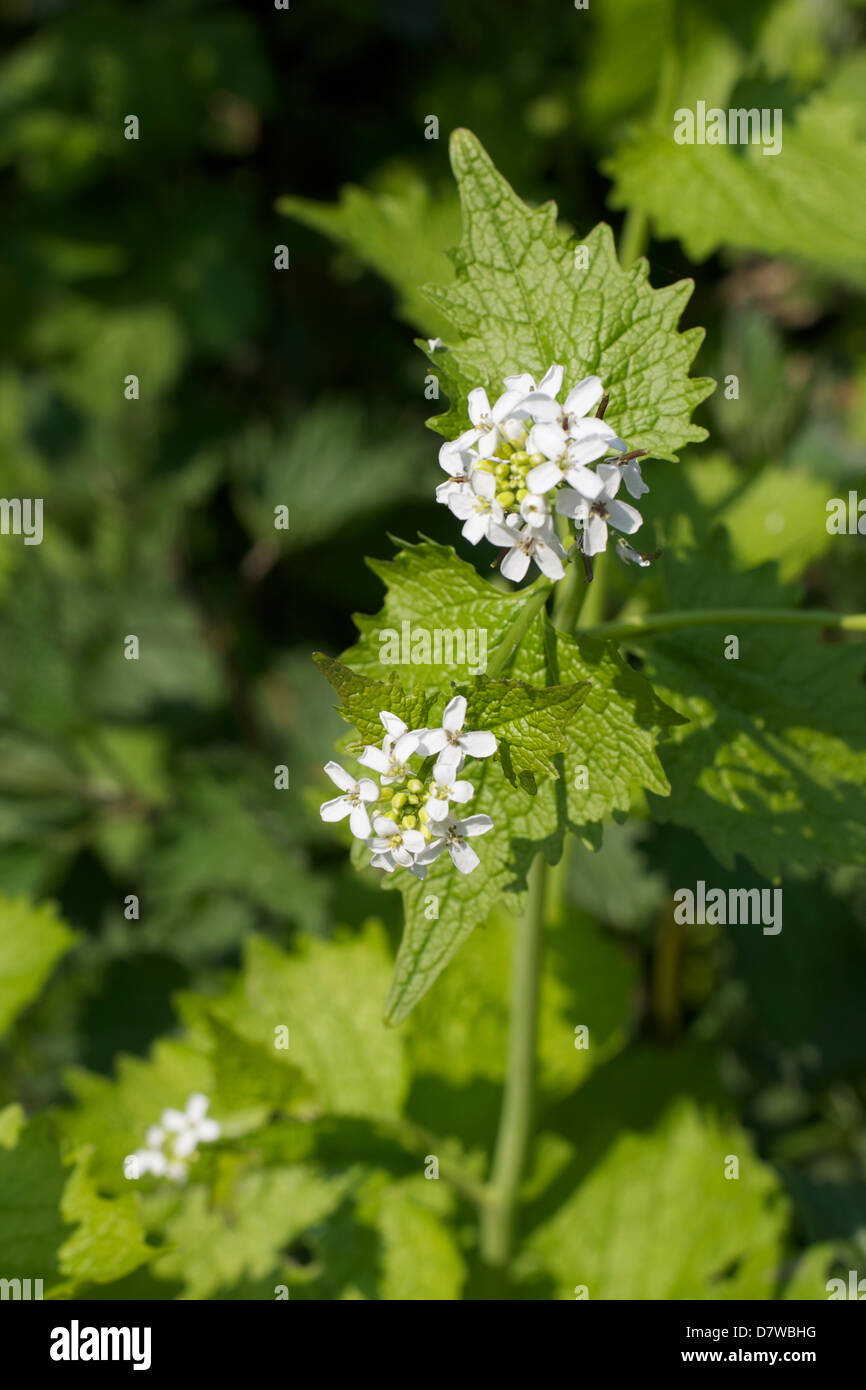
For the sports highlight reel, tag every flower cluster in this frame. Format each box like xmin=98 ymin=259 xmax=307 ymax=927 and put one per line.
xmin=319 ymin=696 xmax=497 ymax=877
xmin=125 ymin=1093 xmax=220 ymax=1183
xmin=436 ymin=365 xmax=654 ymax=578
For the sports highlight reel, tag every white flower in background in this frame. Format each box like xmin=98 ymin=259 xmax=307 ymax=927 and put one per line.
xmin=489 ymin=516 xmax=566 ymax=582
xmin=416 ymin=813 xmax=495 ymax=875
xmin=319 ymin=761 xmax=378 ymax=838
xmin=427 ymin=337 xmax=444 ymax=351
xmin=359 ymin=712 xmax=421 ymax=783
xmin=423 ymin=760 xmax=475 ymax=821
xmin=161 ymin=1092 xmax=221 ymax=1158
xmin=447 ymin=468 xmax=504 ymax=543
xmin=436 ymin=429 xmax=480 ymax=505
xmin=503 ymin=364 xmax=564 ymax=398
xmin=419 ymin=694 xmax=497 ymax=769
xmin=468 ymin=385 xmax=530 ymax=456
xmin=126 ymin=1094 xmax=219 ymax=1183
xmin=368 ymin=815 xmax=427 ymax=874
xmin=556 ymin=463 xmax=643 ymax=556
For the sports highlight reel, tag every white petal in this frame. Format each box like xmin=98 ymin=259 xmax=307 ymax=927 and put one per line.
xmin=566 ymin=435 xmax=611 ymax=468
xmin=487 ymin=519 xmax=520 ymax=547
xmin=324 ymin=760 xmax=354 ymax=792
xmin=458 ymin=814 xmax=495 ymax=837
xmin=503 ymin=372 xmax=535 ymax=394
xmin=563 ymin=376 xmax=604 ymax=418
xmin=320 ymin=795 xmax=351 ymax=822
xmin=583 ymin=514 xmax=609 ymax=555
xmin=373 ymin=815 xmax=399 ymax=836
xmin=459 ymin=730 xmax=497 ymax=759
xmin=520 ymin=493 xmax=550 ymax=528
xmin=146 ymin=1126 xmax=165 ymax=1148
xmin=539 ymin=364 xmax=564 ymax=396
xmin=597 ymin=463 xmax=622 ymax=499
xmin=555 ymin=489 xmax=589 ymax=521
xmin=467 ymin=387 xmax=490 ymax=427
xmin=522 ymin=392 xmax=562 ymax=422
xmin=533 ymin=541 xmax=566 ymax=581
xmin=419 ymin=727 xmax=448 ymax=755
xmin=528 ymin=422 xmax=567 ymax=459
xmin=473 ymin=468 xmax=496 ymax=499
xmin=197 ymin=1119 xmax=220 ymax=1143
xmin=186 ymin=1093 xmax=209 ymax=1123
xmin=563 ymin=464 xmax=604 ymax=499
xmin=425 ymin=795 xmax=450 ymax=821
xmin=500 ymin=545 xmax=530 ymax=582
xmin=449 ymin=491 xmax=475 ymax=520
xmin=392 ymin=731 xmax=420 ymax=762
xmin=358 ymin=745 xmax=389 ymax=773
xmin=415 ymin=839 xmax=446 ymax=865
xmin=476 ymin=429 xmax=500 ymax=458
xmin=449 ymin=839 xmax=480 ymax=874
xmin=391 ymin=845 xmax=413 ymax=866
xmin=462 ymin=511 xmax=489 ymax=545
xmin=371 ymin=851 xmax=396 ymax=872
xmin=172 ymin=1130 xmax=197 ymax=1159
xmin=442 ymin=695 xmax=467 ymax=733
xmin=569 ymin=416 xmax=618 ymax=444
xmin=380 ymin=711 xmax=408 ymax=738
xmin=450 ymin=779 xmax=475 ymax=804
xmin=606 ymin=498 xmax=643 ymax=535
xmin=435 ymin=744 xmax=464 ymax=771
xmin=401 ymin=830 xmax=426 ymax=854
xmin=357 ymin=778 xmax=378 ymax=802
xmin=526 ymin=460 xmax=562 ymax=493
xmin=492 ymin=388 xmax=527 ymax=421
xmin=621 ymin=459 xmax=649 ymax=498
xmin=348 ymin=803 xmax=372 ymax=838
xmin=406 ymin=860 xmax=428 ymax=880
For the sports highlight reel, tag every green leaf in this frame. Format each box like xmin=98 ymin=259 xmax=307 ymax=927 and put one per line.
xmin=422 ymin=129 xmax=713 ymax=457
xmin=312 ymin=653 xmax=434 ymax=748
xmin=207 ymin=925 xmax=408 ymax=1120
xmin=341 ymin=538 xmax=679 ymax=1021
xmin=372 ymin=1178 xmax=465 ymax=1300
xmin=526 ymin=1100 xmax=790 ymax=1299
xmin=59 ymin=1149 xmax=152 ymax=1289
xmin=606 ymin=63 xmax=866 ymax=289
xmin=644 ymin=532 xmax=866 ymax=875
xmin=0 ymin=1113 xmax=68 ymax=1285
xmin=465 ymin=674 xmax=590 ymax=790
xmin=277 ymin=166 xmax=460 ymax=337
xmin=153 ymin=1167 xmax=348 ymax=1299
xmin=0 ymin=895 xmax=75 ymax=1036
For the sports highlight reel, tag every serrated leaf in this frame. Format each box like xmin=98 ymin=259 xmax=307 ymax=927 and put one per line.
xmin=59 ymin=1149 xmax=152 ymax=1288
xmin=0 ymin=1113 xmax=68 ymax=1285
xmin=0 ymin=895 xmax=75 ymax=1036
xmin=313 ymin=653 xmax=433 ymax=747
xmin=643 ymin=532 xmax=866 ymax=875
xmin=464 ymin=674 xmax=590 ymax=789
xmin=526 ymin=1101 xmax=789 ymax=1299
xmin=422 ymin=129 xmax=713 ymax=458
xmin=373 ymin=1179 xmax=465 ymax=1300
xmin=606 ymin=63 xmax=866 ymax=288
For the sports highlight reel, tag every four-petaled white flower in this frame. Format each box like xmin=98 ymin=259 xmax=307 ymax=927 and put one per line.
xmin=447 ymin=468 xmax=504 ymax=544
xmin=424 ymin=760 xmax=475 ymax=821
xmin=416 ymin=813 xmax=495 ymax=875
xmin=616 ymin=538 xmax=651 ymax=567
xmin=419 ymin=695 xmax=497 ymax=769
xmin=436 ymin=429 xmax=480 ymax=505
xmin=467 ymin=385 xmax=530 ymax=456
xmin=368 ymin=815 xmax=427 ymax=874
xmin=359 ymin=712 xmax=421 ymax=783
xmin=319 ymin=761 xmax=379 ymax=838
xmin=556 ymin=463 xmax=643 ymax=556
xmin=126 ymin=1093 xmax=220 ymax=1183
xmin=525 ymin=427 xmax=618 ymax=495
xmin=502 ymin=364 xmax=564 ymax=398
xmin=518 ymin=492 xmax=551 ymax=529
xmin=489 ymin=516 xmax=566 ymax=582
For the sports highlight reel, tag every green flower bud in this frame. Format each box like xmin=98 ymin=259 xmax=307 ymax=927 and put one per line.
xmin=530 ymin=452 xmax=545 ymax=465
xmin=473 ymin=458 xmax=495 ymax=472
xmin=401 ymin=814 xmax=417 ymax=830
xmin=516 ymin=487 xmax=528 ymax=501
xmin=419 ymin=807 xmax=429 ymax=823
xmin=391 ymin=791 xmax=408 ymax=811
xmin=407 ymin=778 xmax=423 ymax=794
xmin=496 ymin=490 xmax=516 ymax=508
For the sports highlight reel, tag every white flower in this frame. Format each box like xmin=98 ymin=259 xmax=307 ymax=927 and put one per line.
xmin=525 ymin=425 xmax=617 ymax=495
xmin=467 ymin=385 xmax=530 ymax=457
xmin=161 ymin=1092 xmax=221 ymax=1159
xmin=519 ymin=492 xmax=551 ymax=529
xmin=427 ymin=337 xmax=444 ymax=351
xmin=319 ymin=761 xmax=379 ymax=838
xmin=489 ymin=516 xmax=566 ymax=582
xmin=522 ymin=373 xmax=605 ymax=427
xmin=419 ymin=694 xmax=497 ymax=769
xmin=447 ymin=468 xmax=504 ymax=544
xmin=415 ymin=813 xmax=495 ymax=875
xmin=610 ymin=455 xmax=649 ymax=499
xmin=436 ymin=429 xmax=480 ymax=505
xmin=368 ymin=814 xmax=426 ymax=869
xmin=556 ymin=463 xmax=643 ymax=557
xmin=424 ymin=761 xmax=475 ymax=821
xmin=359 ymin=712 xmax=422 ymax=784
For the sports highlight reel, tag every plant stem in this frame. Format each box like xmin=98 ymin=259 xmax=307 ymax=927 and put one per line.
xmin=485 ymin=580 xmax=552 ymax=678
xmin=584 ymin=607 xmax=866 ymax=641
xmin=479 ymin=851 xmax=547 ymax=1294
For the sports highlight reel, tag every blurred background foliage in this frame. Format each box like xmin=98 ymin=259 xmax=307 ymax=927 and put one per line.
xmin=1 ymin=0 xmax=866 ymax=1299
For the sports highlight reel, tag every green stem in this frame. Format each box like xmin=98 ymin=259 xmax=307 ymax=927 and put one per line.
xmin=583 ymin=607 xmax=866 ymax=641
xmin=479 ymin=851 xmax=547 ymax=1294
